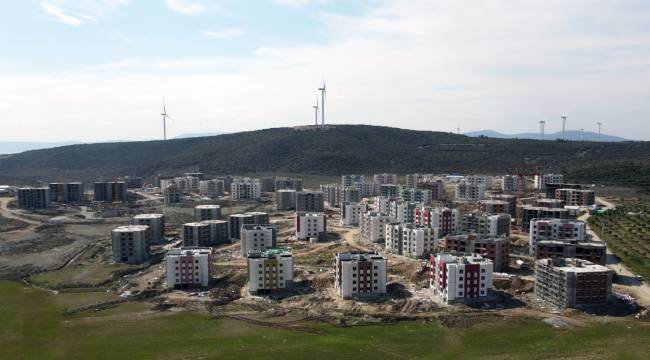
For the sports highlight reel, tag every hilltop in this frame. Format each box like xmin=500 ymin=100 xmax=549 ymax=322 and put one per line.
xmin=465 ymin=130 xmax=628 ymax=142
xmin=0 ymin=125 xmax=648 ymax=190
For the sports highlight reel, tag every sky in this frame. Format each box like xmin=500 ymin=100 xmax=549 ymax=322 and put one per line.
xmin=1 ymin=0 xmax=649 ymax=142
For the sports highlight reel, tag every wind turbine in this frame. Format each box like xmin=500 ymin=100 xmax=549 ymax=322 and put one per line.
xmin=318 ymin=82 xmax=326 ymax=127
xmin=161 ymin=98 xmax=173 ymax=141
xmin=312 ymin=97 xmax=319 ymax=126
xmin=561 ymin=113 xmax=568 ymax=140
xmin=597 ymin=122 xmax=602 ymax=141
xmin=539 ymin=120 xmax=546 ymax=140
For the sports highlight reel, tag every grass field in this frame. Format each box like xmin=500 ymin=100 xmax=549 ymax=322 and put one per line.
xmin=1 ymin=281 xmax=649 ymax=359
xmin=589 ymin=201 xmax=650 ymax=280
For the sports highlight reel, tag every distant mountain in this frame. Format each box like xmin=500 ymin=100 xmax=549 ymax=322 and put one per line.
xmin=465 ymin=130 xmax=628 ymax=142
xmin=174 ymin=132 xmax=225 ymax=139
xmin=0 ymin=141 xmax=81 ymax=154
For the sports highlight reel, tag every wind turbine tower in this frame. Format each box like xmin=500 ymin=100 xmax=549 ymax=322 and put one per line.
xmin=580 ymin=128 xmax=584 ymax=141
xmin=312 ymin=97 xmax=319 ymax=126
xmin=539 ymin=120 xmax=546 ymax=140
xmin=318 ymin=83 xmax=326 ymax=127
xmin=161 ymin=99 xmax=170 ymax=141
xmin=561 ymin=113 xmax=567 ymax=140
xmin=597 ymin=122 xmax=602 ymax=142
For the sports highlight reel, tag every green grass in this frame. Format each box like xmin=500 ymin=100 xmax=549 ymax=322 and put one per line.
xmin=29 ymin=263 xmax=139 ymax=289
xmin=2 ymin=281 xmax=650 ymax=359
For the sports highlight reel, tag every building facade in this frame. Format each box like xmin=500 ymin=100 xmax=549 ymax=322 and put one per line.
xmin=385 ymin=223 xmax=438 ymax=258
xmin=199 ymin=179 xmax=225 ymax=198
xmin=274 ymin=177 xmax=304 ymax=192
xmin=295 ymin=212 xmax=327 ymax=241
xmin=276 ymin=189 xmax=297 ymax=210
xmin=459 ymin=213 xmax=511 ymax=237
xmin=342 ymin=175 xmax=365 ymax=187
xmin=240 ymin=224 xmax=277 ymax=256
xmin=340 ymin=202 xmax=367 ymax=226
xmin=414 ymin=207 xmax=459 ymax=236
xmin=133 ymin=213 xmax=165 ymax=244
xmin=360 ymin=211 xmax=394 ymax=243
xmin=17 ymin=187 xmax=50 ymax=209
xmin=165 ymin=247 xmax=212 ymax=287
xmin=430 ymin=253 xmax=493 ymax=304
xmin=455 ymin=181 xmax=485 ymax=202
xmin=94 ymin=181 xmax=127 ymax=202
xmin=373 ymin=173 xmax=398 ymax=185
xmin=295 ymin=191 xmax=325 ymax=212
xmin=247 ymin=248 xmax=293 ymax=294
xmin=194 ymin=205 xmax=222 ymax=221
xmin=529 ymin=218 xmax=587 ymax=254
xmin=335 ymin=252 xmax=387 ymax=299
xmin=231 ymin=178 xmax=261 ymax=200
xmin=444 ymin=234 xmax=510 ymax=272
xmin=555 ymin=188 xmax=596 ymax=207
xmin=111 ymin=225 xmax=150 ymax=264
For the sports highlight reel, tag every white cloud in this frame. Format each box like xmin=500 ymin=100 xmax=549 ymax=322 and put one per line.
xmin=163 ymin=0 xmax=221 ymax=15
xmin=201 ymin=28 xmax=246 ymax=40
xmin=38 ymin=0 xmax=130 ymax=26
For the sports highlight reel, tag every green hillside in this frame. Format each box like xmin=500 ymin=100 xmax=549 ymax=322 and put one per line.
xmin=0 ymin=125 xmax=648 ymax=190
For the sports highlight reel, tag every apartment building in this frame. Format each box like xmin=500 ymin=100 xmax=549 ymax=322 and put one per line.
xmin=416 ymin=179 xmax=446 ymax=200
xmin=455 ymin=181 xmax=485 ymax=202
xmin=295 ymin=212 xmax=327 ymax=241
xmin=534 ymin=174 xmax=564 ymax=191
xmin=387 ymin=200 xmax=419 ymax=224
xmin=374 ymin=196 xmax=391 ymax=214
xmin=335 ymin=252 xmax=387 ymax=299
xmin=123 ymin=176 xmax=144 ymax=189
xmin=133 ymin=213 xmax=165 ymax=244
xmin=295 ymin=191 xmax=325 ymax=212
xmin=544 ymin=183 xmax=582 ymax=199
xmin=111 ymin=225 xmax=150 ymax=264
xmin=17 ymin=187 xmax=51 ymax=209
xmin=231 ymin=178 xmax=261 ymax=200
xmin=529 ymin=219 xmax=587 ymax=254
xmin=501 ymin=175 xmax=528 ymax=193
xmin=406 ymin=173 xmax=434 ymax=188
xmin=341 ymin=187 xmax=361 ymax=204
xmin=199 ymin=179 xmax=225 ymax=198
xmin=164 ymin=183 xmax=182 ymax=204
xmin=555 ymin=188 xmax=596 ymax=207
xmin=360 ymin=211 xmax=395 ymax=243
xmin=400 ymin=188 xmax=433 ymax=204
xmin=165 ymin=247 xmax=212 ymax=287
xmin=385 ymin=223 xmax=438 ymax=258
xmin=274 ymin=177 xmax=304 ymax=191
xmin=478 ymin=200 xmax=510 ymax=215
xmin=464 ymin=175 xmax=490 ymax=187
xmin=342 ymin=174 xmax=365 ymax=187
xmin=194 ymin=205 xmax=221 ymax=221
xmin=517 ymin=205 xmax=572 ymax=229
xmin=228 ymin=212 xmax=270 ymax=241
xmin=535 ymin=257 xmax=612 ymax=309
xmin=535 ymin=239 xmax=606 ymax=265
xmin=247 ymin=248 xmax=293 ymax=295
xmin=430 ymin=253 xmax=493 ymax=304
xmin=354 ymin=182 xmax=380 ymax=197
xmin=320 ymin=184 xmax=341 ymax=208
xmin=260 ymin=177 xmax=275 ymax=193
xmin=94 ymin=181 xmax=127 ymax=202
xmin=380 ymin=184 xmax=400 ymax=198
xmin=201 ymin=220 xmax=229 ymax=245
xmin=460 ymin=213 xmax=511 ymax=237
xmin=341 ymin=201 xmax=367 ymax=226
xmin=444 ymin=234 xmax=510 ymax=272
xmin=240 ymin=224 xmax=277 ymax=256
xmin=414 ymin=207 xmax=459 ymax=236
xmin=48 ymin=182 xmax=84 ymax=203
xmin=373 ymin=173 xmax=398 ymax=185
xmin=276 ymin=189 xmax=297 ymax=210
xmin=489 ymin=193 xmax=517 ymax=217
xmin=182 ymin=222 xmax=211 ymax=247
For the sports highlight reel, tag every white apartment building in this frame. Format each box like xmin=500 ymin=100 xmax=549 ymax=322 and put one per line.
xmin=194 ymin=205 xmax=221 ymax=221
xmin=340 ymin=202 xmax=367 ymax=226
xmin=335 ymin=252 xmax=387 ymax=299
xmin=529 ymin=219 xmax=587 ymax=255
xmin=455 ymin=181 xmax=485 ymax=202
xmin=373 ymin=173 xmax=398 ymax=185
xmin=165 ymin=247 xmax=212 ymax=287
xmin=464 ymin=175 xmax=490 ymax=187
xmin=374 ymin=196 xmax=391 ymax=214
xmin=199 ymin=179 xmax=225 ymax=198
xmin=247 ymin=248 xmax=293 ymax=295
xmin=501 ymin=175 xmax=527 ymax=193
xmin=400 ymin=188 xmax=433 ymax=204
xmin=231 ymin=178 xmax=261 ymax=200
xmin=164 ymin=183 xmax=182 ymax=204
xmin=133 ymin=213 xmax=165 ymax=244
xmin=414 ymin=207 xmax=460 ymax=237
xmin=295 ymin=212 xmax=327 ymax=240
xmin=430 ymin=253 xmax=493 ymax=304
xmin=240 ymin=224 xmax=277 ymax=256
xmin=534 ymin=174 xmax=564 ymax=191
xmin=385 ymin=223 xmax=438 ymax=258
xmin=111 ymin=225 xmax=150 ymax=264
xmin=360 ymin=211 xmax=395 ymax=243
xmin=355 ymin=182 xmax=380 ymax=197
xmin=388 ymin=200 xmax=421 ymax=224
xmin=342 ymin=175 xmax=365 ymax=187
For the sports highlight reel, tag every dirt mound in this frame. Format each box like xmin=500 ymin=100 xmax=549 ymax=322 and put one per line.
xmin=437 ymin=312 xmax=503 ymax=328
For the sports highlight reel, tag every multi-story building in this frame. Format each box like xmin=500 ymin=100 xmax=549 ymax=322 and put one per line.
xmin=194 ymin=205 xmax=221 ymax=221
xmin=478 ymin=200 xmax=510 ymax=215
xmin=455 ymin=181 xmax=485 ymax=202
xmin=373 ymin=173 xmax=398 ymax=185
xmin=295 ymin=212 xmax=327 ymax=241
xmin=231 ymin=178 xmax=261 ymax=200
xmin=247 ymin=248 xmax=293 ymax=294
xmin=260 ymin=177 xmax=276 ymax=193
xmin=228 ymin=213 xmax=254 ymax=241
xmin=342 ymin=175 xmax=365 ymax=187
xmin=464 ymin=175 xmax=490 ymax=187
xmin=385 ymin=223 xmax=438 ymax=258
xmin=374 ymin=196 xmax=391 ymax=214
xmin=489 ymin=193 xmax=517 ymax=217
xmin=528 ymin=219 xmax=587 ymax=254
xmin=544 ymin=183 xmax=582 ymax=199
xmin=295 ymin=191 xmax=325 ymax=212
xmin=335 ymin=252 xmax=387 ymax=299
xmin=183 ymin=222 xmax=211 ymax=247
xmin=240 ymin=224 xmax=277 ymax=256
xmin=201 ymin=220 xmax=229 ymax=245
xmin=535 ymin=257 xmax=612 ymax=309
xmin=360 ymin=211 xmax=394 ymax=243
xmin=133 ymin=213 xmax=165 ymax=244
xmin=111 ymin=225 xmax=150 ymax=264
xmin=354 ymin=182 xmax=380 ymax=197
xmin=94 ymin=181 xmax=127 ymax=202
xmin=341 ymin=187 xmax=361 ymax=205
xmin=380 ymin=184 xmax=400 ymax=198
xmin=501 ymin=175 xmax=527 ymax=193
xmin=535 ymin=239 xmax=606 ymax=265
xmin=534 ymin=174 xmax=564 ymax=191
xmin=555 ymin=188 xmax=596 ymax=207
xmin=405 ymin=173 xmax=424 ymax=189
xmin=430 ymin=253 xmax=493 ymax=304
xmin=535 ymin=198 xmax=566 ymax=208
xmin=414 ymin=207 xmax=459 ymax=236
xmin=276 ymin=189 xmax=297 ymax=210
xmin=320 ymin=184 xmax=341 ymax=208
xmin=165 ymin=247 xmax=212 ymax=287
xmin=400 ymin=188 xmax=433 ymax=204
xmin=443 ymin=234 xmax=510 ymax=271
xmin=274 ymin=177 xmax=304 ymax=191
xmin=124 ymin=176 xmax=144 ymax=189
xmin=340 ymin=202 xmax=367 ymax=226
xmin=17 ymin=187 xmax=51 ymax=209
xmin=416 ymin=179 xmax=446 ymax=200
xmin=517 ymin=205 xmax=572 ymax=229
xmin=459 ymin=213 xmax=511 ymax=237
xmin=163 ymin=183 xmax=182 ymax=204
xmin=199 ymin=179 xmax=225 ymax=198
xmin=387 ymin=199 xmax=420 ymax=224
xmin=48 ymin=182 xmax=84 ymax=203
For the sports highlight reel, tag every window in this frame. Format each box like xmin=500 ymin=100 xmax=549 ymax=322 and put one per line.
xmin=459 ymin=277 xmax=463 ymax=281
xmin=459 ymin=284 xmax=463 ymax=289
xmin=459 ymin=269 xmax=464 ymax=274
xmin=481 ymin=269 xmax=485 ymax=273
xmin=353 ymin=281 xmax=356 ymax=284
xmin=481 ymin=276 xmax=485 ymax=280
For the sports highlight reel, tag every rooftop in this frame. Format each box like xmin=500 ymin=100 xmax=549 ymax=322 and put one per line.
xmin=112 ymin=225 xmax=149 ymax=232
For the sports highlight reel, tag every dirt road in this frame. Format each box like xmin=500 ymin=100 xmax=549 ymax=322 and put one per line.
xmin=0 ymin=197 xmax=41 ymax=225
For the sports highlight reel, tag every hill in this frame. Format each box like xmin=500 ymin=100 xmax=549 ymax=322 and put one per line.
xmin=0 ymin=125 xmax=648 ymax=191
xmin=465 ymin=130 xmax=628 ymax=142
xmin=0 ymin=141 xmax=81 ymax=155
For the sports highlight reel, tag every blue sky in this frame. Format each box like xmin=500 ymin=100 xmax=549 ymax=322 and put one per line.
xmin=1 ymin=0 xmax=650 ymax=141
